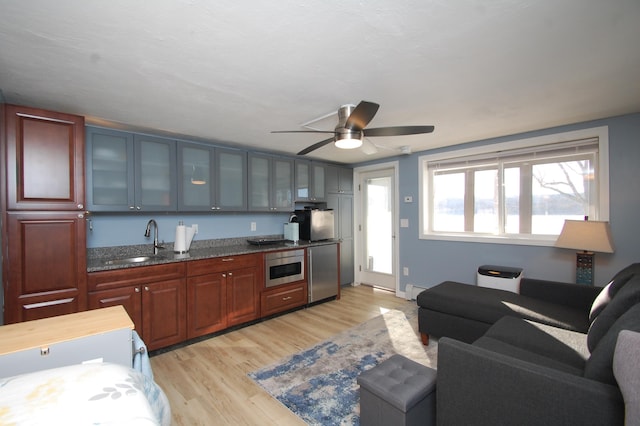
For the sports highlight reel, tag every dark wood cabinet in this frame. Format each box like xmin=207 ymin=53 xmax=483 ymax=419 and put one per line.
xmin=186 ymin=272 xmax=227 ymax=338
xmin=3 ymin=104 xmax=85 ymax=211
xmin=87 ymin=263 xmax=186 ymax=350
xmin=88 ymin=285 xmax=143 ymax=332
xmin=226 ymin=265 xmax=260 ymax=326
xmin=4 ymin=212 xmax=87 ymax=323
xmin=186 ymin=253 xmax=260 ymax=338
xmin=261 ymin=281 xmax=307 ymax=317
xmin=141 ymin=278 xmax=186 ymax=350
xmin=2 ymin=104 xmax=87 ymax=324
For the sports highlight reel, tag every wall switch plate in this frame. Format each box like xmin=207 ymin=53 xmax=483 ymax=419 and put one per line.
xmin=191 ymin=224 xmax=198 ymax=234
xmin=400 ymin=218 xmax=409 ymax=228
xmin=250 ymin=222 xmax=256 ymax=231
xmin=404 ymin=196 xmax=413 ymax=203
xmin=403 ymin=267 xmax=409 ymax=276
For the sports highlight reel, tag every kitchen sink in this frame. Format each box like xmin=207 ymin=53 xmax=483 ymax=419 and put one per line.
xmin=103 ymin=255 xmax=165 ymax=265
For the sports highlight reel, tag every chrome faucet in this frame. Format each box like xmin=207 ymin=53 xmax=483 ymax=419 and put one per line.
xmin=144 ymin=219 xmax=162 ymax=255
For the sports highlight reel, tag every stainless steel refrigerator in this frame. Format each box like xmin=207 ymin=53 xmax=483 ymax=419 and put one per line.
xmin=308 ymin=243 xmax=339 ymax=303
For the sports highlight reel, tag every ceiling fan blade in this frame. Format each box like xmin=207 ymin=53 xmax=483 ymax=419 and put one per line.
xmin=363 ymin=125 xmax=435 ymax=137
xmin=297 ymin=136 xmax=335 ymax=156
xmin=344 ymin=101 xmax=380 ymax=131
xmin=271 ymin=130 xmax=335 ymax=134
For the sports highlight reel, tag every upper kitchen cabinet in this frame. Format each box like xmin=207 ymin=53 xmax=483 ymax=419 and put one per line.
xmin=134 ymin=134 xmax=177 ymax=211
xmin=294 ymin=160 xmax=327 ymax=202
xmin=216 ymin=148 xmax=247 ymax=211
xmin=86 ymin=127 xmax=177 ymax=212
xmin=86 ymin=127 xmax=134 ymax=211
xmin=326 ymin=165 xmax=354 ymax=194
xmin=178 ymin=143 xmax=247 ymax=211
xmin=3 ymin=104 xmax=85 ymax=211
xmin=248 ymin=153 xmax=293 ymax=211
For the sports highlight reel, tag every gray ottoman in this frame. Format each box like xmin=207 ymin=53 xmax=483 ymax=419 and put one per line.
xmin=357 ymin=354 xmax=436 ymax=426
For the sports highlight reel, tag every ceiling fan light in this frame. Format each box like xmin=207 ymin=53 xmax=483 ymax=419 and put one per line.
xmin=335 ymin=138 xmax=363 ymax=149
xmin=334 ymin=130 xmax=363 ymax=149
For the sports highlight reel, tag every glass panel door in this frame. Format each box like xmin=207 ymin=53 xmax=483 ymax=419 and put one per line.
xmin=359 ymin=168 xmax=396 ymax=291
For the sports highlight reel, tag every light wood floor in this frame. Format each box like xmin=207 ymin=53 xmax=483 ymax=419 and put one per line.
xmin=151 ymin=285 xmax=412 ymax=425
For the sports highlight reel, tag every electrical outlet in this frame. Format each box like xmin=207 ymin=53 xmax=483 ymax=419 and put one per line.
xmin=403 ymin=267 xmax=409 ymax=276
xmin=250 ymin=222 xmax=256 ymax=231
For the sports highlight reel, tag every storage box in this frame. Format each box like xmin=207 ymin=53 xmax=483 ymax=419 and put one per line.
xmin=477 ymin=265 xmax=523 ymax=293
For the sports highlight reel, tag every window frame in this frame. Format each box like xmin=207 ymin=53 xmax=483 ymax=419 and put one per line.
xmin=419 ymin=126 xmax=609 ymax=246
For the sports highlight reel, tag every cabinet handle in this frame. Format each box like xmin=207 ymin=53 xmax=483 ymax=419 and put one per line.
xmin=77 ymin=203 xmax=84 ymax=209
xmin=129 ymin=206 xmax=135 ymax=210
xmin=135 ymin=287 xmax=140 ymax=293
xmin=77 ymin=213 xmax=84 ymax=219
xmin=282 ymin=296 xmax=293 ymax=301
xmin=144 ymin=286 xmax=149 ymax=291
xmin=228 ymin=272 xmax=233 ymax=276
xmin=222 ymin=273 xmax=226 ymax=278
xmin=222 ymin=258 xmax=234 ymax=262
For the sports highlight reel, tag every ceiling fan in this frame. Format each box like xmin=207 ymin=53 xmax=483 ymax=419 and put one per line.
xmin=272 ymin=101 xmax=435 ymax=155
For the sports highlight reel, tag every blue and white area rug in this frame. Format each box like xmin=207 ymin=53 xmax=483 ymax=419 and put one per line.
xmin=248 ymin=303 xmax=438 ymax=425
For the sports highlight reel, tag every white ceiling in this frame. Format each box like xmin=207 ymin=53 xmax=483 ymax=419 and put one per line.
xmin=1 ymin=1 xmax=639 ymax=164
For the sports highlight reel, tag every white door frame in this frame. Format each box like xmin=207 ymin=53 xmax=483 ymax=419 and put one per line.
xmin=354 ymin=161 xmax=400 ymax=296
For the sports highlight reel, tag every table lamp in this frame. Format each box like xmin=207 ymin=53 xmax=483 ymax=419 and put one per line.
xmin=555 ymin=218 xmax=614 ymax=285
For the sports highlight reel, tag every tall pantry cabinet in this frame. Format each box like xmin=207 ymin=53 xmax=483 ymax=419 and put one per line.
xmin=1 ymin=104 xmax=87 ymax=324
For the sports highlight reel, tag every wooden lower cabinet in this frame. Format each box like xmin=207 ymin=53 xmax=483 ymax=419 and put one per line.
xmin=141 ymin=278 xmax=186 ymax=350
xmin=227 ymin=265 xmax=260 ymax=326
xmin=85 ymin=252 xmax=302 ymax=350
xmin=261 ymin=281 xmax=307 ymax=317
xmin=87 ymin=263 xmax=186 ymax=351
xmin=186 ymin=273 xmax=226 ymax=339
xmin=87 ymin=285 xmax=142 ymax=332
xmin=186 ymin=253 xmax=261 ymax=339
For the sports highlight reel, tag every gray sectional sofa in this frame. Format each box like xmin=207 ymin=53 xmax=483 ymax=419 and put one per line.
xmin=415 ymin=263 xmax=640 ymax=425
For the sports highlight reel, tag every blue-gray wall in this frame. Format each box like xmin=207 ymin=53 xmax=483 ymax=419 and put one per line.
xmin=87 ymin=212 xmax=290 ymax=248
xmin=363 ymin=112 xmax=640 ymax=290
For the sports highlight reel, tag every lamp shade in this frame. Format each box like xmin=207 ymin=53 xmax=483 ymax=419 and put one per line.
xmin=555 ymin=220 xmax=615 ymax=253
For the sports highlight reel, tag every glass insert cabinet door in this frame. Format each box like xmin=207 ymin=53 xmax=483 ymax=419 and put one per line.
xmin=216 ymin=149 xmax=247 ymax=211
xmin=86 ymin=127 xmax=135 ymax=211
xmin=180 ymin=145 xmax=247 ymax=211
xmin=179 ymin=144 xmax=215 ymax=211
xmin=272 ymin=158 xmax=293 ymax=210
xmin=249 ymin=155 xmax=270 ymax=210
xmin=134 ymin=135 xmax=177 ymax=211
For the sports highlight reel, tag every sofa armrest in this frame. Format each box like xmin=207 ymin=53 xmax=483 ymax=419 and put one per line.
xmin=520 ymin=277 xmax=602 ymax=311
xmin=437 ymin=337 xmax=624 ymax=426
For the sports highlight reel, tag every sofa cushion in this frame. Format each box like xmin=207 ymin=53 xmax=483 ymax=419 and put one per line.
xmin=589 ymin=263 xmax=640 ymax=323
xmin=613 ymin=330 xmax=640 ymax=425
xmin=482 ymin=316 xmax=589 ymax=369
xmin=584 ymin=303 xmax=640 ymax=385
xmin=588 ymin=274 xmax=640 ymax=352
xmin=417 ymin=281 xmax=589 ymax=333
xmin=474 ymin=336 xmax=584 ymax=376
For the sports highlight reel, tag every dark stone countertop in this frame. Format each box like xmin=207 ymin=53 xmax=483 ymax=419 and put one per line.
xmin=87 ymin=236 xmax=338 ymax=273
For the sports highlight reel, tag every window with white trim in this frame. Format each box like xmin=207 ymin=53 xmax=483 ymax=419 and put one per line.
xmin=419 ymin=127 xmax=609 ymax=245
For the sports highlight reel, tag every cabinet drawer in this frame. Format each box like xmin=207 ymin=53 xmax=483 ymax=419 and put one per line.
xmin=88 ymin=262 xmax=186 ymax=291
xmin=261 ymin=282 xmax=307 ymax=317
xmin=187 ymin=253 xmax=260 ymax=276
